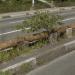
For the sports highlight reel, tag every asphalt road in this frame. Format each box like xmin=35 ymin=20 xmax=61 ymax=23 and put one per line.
xmin=0 ymin=9 xmax=75 ymax=73
xmin=0 ymin=15 xmax=32 ymax=34
xmin=0 ymin=9 xmax=75 ymax=41
xmin=1 ymin=37 xmax=75 ymax=72
xmin=27 ymin=50 xmax=75 ymax=75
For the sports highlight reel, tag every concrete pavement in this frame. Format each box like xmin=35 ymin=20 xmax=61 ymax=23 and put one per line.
xmin=0 ymin=6 xmax=75 ymax=18
xmin=0 ymin=7 xmax=75 ymax=73
xmin=1 ymin=37 xmax=75 ymax=72
xmin=0 ymin=8 xmax=75 ymax=41
xmin=27 ymin=50 xmax=75 ymax=75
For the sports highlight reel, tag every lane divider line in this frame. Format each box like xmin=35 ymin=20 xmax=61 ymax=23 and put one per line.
xmin=0 ymin=27 xmax=31 ymax=36
xmin=62 ymin=17 xmax=75 ymax=21
xmin=0 ymin=17 xmax=75 ymax=36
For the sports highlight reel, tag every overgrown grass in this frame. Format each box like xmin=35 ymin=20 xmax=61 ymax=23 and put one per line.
xmin=0 ymin=0 xmax=75 ymax=13
xmin=0 ymin=71 xmax=12 ymax=75
xmin=0 ymin=0 xmax=50 ymax=13
xmin=55 ymin=1 xmax=75 ymax=7
xmin=15 ymin=63 xmax=34 ymax=75
xmin=0 ymin=40 xmax=49 ymax=63
xmin=0 ymin=62 xmax=34 ymax=75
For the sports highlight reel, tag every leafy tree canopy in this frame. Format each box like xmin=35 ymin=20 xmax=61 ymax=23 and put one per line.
xmin=18 ymin=12 xmax=62 ymax=32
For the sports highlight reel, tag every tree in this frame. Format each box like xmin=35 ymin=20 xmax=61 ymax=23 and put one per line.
xmin=19 ymin=12 xmax=62 ymax=33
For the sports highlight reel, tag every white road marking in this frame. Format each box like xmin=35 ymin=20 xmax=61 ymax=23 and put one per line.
xmin=10 ymin=20 xmax=24 ymax=24
xmin=1 ymin=57 xmax=36 ymax=72
xmin=0 ymin=29 xmax=22 ymax=36
xmin=0 ymin=27 xmax=31 ymax=36
xmin=0 ymin=17 xmax=75 ymax=36
xmin=1 ymin=39 xmax=75 ymax=72
xmin=25 ymin=27 xmax=31 ymax=30
xmin=62 ymin=17 xmax=75 ymax=21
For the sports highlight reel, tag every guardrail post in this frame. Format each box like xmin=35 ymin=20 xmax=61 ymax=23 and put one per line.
xmin=66 ymin=28 xmax=72 ymax=38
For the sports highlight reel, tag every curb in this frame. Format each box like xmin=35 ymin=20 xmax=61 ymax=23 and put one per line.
xmin=1 ymin=39 xmax=75 ymax=72
xmin=36 ymin=38 xmax=75 ymax=65
xmin=0 ymin=6 xmax=75 ymax=19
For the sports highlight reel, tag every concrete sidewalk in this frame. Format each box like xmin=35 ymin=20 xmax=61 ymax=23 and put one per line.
xmin=0 ymin=6 xmax=75 ymax=19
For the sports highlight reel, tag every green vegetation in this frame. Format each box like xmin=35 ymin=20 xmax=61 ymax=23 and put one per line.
xmin=0 ymin=71 xmax=12 ymax=75
xmin=0 ymin=0 xmax=31 ymax=13
xmin=0 ymin=10 xmax=70 ymax=75
xmin=54 ymin=0 xmax=75 ymax=6
xmin=0 ymin=62 xmax=34 ymax=75
xmin=0 ymin=12 xmax=62 ymax=62
xmin=0 ymin=40 xmax=48 ymax=75
xmin=0 ymin=12 xmax=63 ymax=75
xmin=15 ymin=63 xmax=34 ymax=75
xmin=0 ymin=40 xmax=48 ymax=62
xmin=0 ymin=0 xmax=50 ymax=13
xmin=18 ymin=12 xmax=62 ymax=32
xmin=0 ymin=0 xmax=75 ymax=13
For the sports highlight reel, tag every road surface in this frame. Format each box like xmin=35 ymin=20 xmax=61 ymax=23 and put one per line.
xmin=27 ymin=50 xmax=75 ymax=75
xmin=0 ymin=9 xmax=75 ymax=73
xmin=1 ymin=37 xmax=75 ymax=72
xmin=0 ymin=9 xmax=75 ymax=41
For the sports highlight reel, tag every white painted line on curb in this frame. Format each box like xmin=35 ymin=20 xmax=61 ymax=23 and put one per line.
xmin=64 ymin=40 xmax=75 ymax=46
xmin=1 ymin=38 xmax=75 ymax=72
xmin=1 ymin=57 xmax=36 ymax=72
